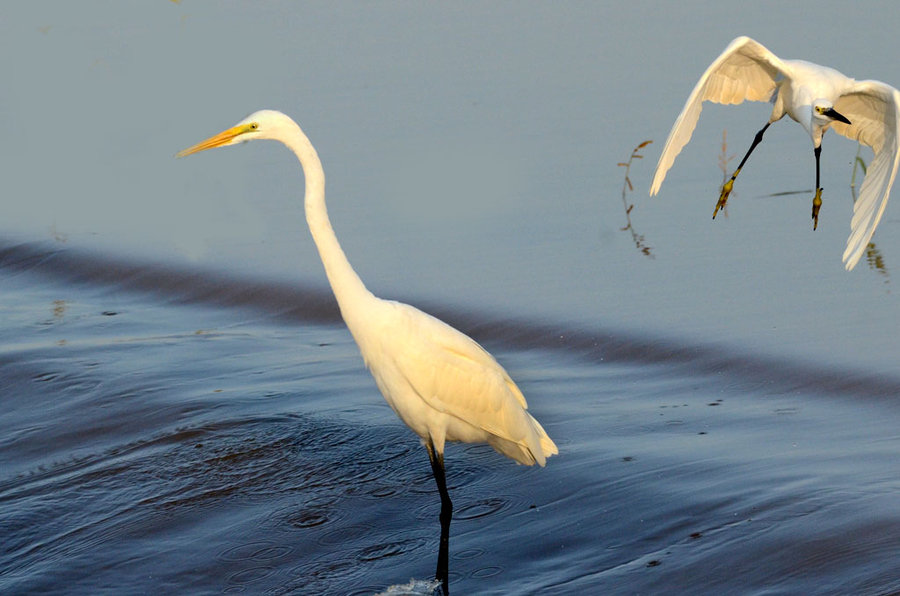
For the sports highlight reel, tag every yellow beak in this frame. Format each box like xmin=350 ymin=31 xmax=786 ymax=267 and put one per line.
xmin=176 ymin=123 xmax=254 ymax=158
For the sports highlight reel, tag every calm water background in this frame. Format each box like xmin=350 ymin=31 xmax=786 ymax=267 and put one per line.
xmin=2 ymin=2 xmax=900 ymax=594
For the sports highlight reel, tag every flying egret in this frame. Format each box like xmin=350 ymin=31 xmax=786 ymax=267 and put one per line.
xmin=177 ymin=110 xmax=557 ymax=589
xmin=650 ymin=36 xmax=900 ymax=270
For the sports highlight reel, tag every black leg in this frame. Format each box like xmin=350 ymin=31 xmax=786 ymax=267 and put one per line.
xmin=426 ymin=443 xmax=452 ymax=595
xmin=812 ymin=145 xmax=823 ymax=230
xmin=714 ymin=122 xmax=771 ymax=218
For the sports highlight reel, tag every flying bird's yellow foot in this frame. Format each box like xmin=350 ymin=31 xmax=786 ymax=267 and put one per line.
xmin=811 ymin=188 xmax=823 ymax=230
xmin=713 ymin=178 xmax=735 ymax=219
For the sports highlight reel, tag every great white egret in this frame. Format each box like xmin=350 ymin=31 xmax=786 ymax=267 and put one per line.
xmin=177 ymin=110 xmax=558 ymax=589
xmin=650 ymin=36 xmax=900 ymax=271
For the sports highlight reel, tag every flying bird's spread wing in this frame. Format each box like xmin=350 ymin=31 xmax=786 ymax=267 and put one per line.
xmin=830 ymin=81 xmax=900 ymax=270
xmin=650 ymin=36 xmax=790 ymax=195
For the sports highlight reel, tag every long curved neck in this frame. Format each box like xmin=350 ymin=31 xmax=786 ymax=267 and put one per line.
xmin=281 ymin=120 xmax=373 ymax=318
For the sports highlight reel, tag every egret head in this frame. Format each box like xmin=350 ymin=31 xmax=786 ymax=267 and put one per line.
xmin=176 ymin=109 xmax=294 ymax=157
xmin=813 ymin=101 xmax=851 ymax=125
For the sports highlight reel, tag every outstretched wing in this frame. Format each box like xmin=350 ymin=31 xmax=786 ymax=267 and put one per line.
xmin=830 ymin=81 xmax=900 ymax=270
xmin=650 ymin=36 xmax=790 ymax=195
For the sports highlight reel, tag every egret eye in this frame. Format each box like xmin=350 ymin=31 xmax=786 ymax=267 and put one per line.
xmin=249 ymin=122 xmax=259 ymax=130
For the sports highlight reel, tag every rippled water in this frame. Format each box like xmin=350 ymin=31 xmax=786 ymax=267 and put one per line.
xmin=4 ymin=3 xmax=900 ymax=594
xmin=3 ymin=241 xmax=900 ymax=595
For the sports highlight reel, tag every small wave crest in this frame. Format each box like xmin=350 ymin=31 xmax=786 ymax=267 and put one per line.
xmin=373 ymin=578 xmax=442 ymax=596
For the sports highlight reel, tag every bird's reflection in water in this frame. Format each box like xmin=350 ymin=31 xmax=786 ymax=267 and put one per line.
xmin=435 ymin=502 xmax=451 ymax=595
xmin=864 ymin=242 xmax=889 ymax=279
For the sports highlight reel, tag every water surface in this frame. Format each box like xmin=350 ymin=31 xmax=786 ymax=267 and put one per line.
xmin=3 ymin=242 xmax=900 ymax=594
xmin=2 ymin=2 xmax=900 ymax=594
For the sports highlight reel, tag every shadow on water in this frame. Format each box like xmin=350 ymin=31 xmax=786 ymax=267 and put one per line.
xmin=2 ymin=239 xmax=897 ymax=401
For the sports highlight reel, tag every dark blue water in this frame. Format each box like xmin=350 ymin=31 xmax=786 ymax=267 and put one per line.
xmin=4 ymin=3 xmax=900 ymax=594
xmin=3 ymin=241 xmax=900 ymax=595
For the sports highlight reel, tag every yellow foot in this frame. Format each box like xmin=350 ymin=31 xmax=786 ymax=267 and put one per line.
xmin=812 ymin=188 xmax=823 ymax=231
xmin=713 ymin=178 xmax=735 ymax=219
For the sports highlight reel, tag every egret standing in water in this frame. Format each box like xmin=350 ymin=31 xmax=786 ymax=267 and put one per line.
xmin=177 ymin=110 xmax=557 ymax=590
xmin=650 ymin=36 xmax=900 ymax=270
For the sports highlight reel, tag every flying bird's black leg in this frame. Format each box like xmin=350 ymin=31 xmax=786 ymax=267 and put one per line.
xmin=426 ymin=442 xmax=452 ymax=595
xmin=715 ymin=122 xmax=771 ymax=218
xmin=812 ymin=145 xmax=823 ymax=230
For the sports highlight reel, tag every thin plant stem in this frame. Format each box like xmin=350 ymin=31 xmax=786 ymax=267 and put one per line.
xmin=618 ymin=140 xmax=653 ymax=258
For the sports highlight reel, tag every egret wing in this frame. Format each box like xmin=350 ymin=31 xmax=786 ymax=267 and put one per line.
xmin=380 ymin=302 xmax=548 ymax=452
xmin=830 ymin=81 xmax=900 ymax=270
xmin=650 ymin=36 xmax=789 ymax=195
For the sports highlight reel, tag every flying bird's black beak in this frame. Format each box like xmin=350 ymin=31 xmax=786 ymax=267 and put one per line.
xmin=824 ymin=108 xmax=851 ymax=125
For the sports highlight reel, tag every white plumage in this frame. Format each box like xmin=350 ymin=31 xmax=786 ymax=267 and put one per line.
xmin=651 ymin=36 xmax=900 ymax=270
xmin=359 ymin=298 xmax=556 ymax=467
xmin=177 ymin=111 xmax=557 ymax=589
